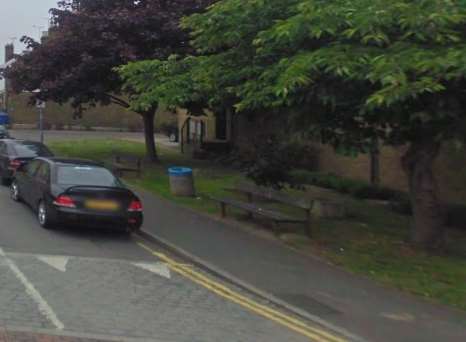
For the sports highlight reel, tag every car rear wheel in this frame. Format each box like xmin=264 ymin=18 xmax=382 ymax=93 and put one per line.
xmin=10 ymin=181 xmax=21 ymax=202
xmin=38 ymin=201 xmax=55 ymax=229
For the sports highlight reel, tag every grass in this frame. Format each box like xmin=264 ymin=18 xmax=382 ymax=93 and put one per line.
xmin=49 ymin=139 xmax=242 ymax=214
xmin=308 ymin=200 xmax=466 ymax=310
xmin=49 ymin=139 xmax=466 ymax=311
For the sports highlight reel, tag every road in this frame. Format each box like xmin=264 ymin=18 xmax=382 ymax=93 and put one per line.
xmin=0 ymin=184 xmax=347 ymax=342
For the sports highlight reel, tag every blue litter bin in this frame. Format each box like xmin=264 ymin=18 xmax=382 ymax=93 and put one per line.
xmin=168 ymin=167 xmax=195 ymax=196
xmin=0 ymin=112 xmax=10 ymax=126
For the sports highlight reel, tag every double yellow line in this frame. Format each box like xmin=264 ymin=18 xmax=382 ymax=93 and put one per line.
xmin=138 ymin=242 xmax=346 ymax=342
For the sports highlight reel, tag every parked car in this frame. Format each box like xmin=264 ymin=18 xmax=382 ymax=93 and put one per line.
xmin=0 ymin=140 xmax=54 ymax=185
xmin=10 ymin=158 xmax=143 ymax=232
xmin=0 ymin=125 xmax=10 ymax=139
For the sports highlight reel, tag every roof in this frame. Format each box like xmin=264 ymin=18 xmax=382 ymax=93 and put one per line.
xmin=43 ymin=157 xmax=105 ymax=167
xmin=4 ymin=139 xmax=42 ymax=145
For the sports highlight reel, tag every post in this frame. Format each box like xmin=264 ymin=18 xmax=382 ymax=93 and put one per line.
xmin=220 ymin=202 xmax=226 ymax=218
xmin=305 ymin=209 xmax=313 ymax=238
xmin=370 ymin=137 xmax=380 ymax=186
xmin=35 ymin=99 xmax=46 ymax=143
xmin=39 ymin=107 xmax=44 ymax=143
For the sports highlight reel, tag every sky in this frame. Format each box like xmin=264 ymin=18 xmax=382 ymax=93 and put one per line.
xmin=0 ymin=0 xmax=58 ymax=88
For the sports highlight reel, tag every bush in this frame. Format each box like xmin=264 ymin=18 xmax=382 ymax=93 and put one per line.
xmin=292 ymin=170 xmax=408 ymax=202
xmin=238 ymin=135 xmax=313 ymax=189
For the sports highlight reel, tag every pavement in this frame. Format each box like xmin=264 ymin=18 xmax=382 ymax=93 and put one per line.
xmin=0 ymin=184 xmax=336 ymax=342
xmin=136 ymin=188 xmax=466 ymax=342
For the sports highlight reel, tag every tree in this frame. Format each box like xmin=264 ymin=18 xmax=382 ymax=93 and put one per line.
xmin=141 ymin=0 xmax=466 ymax=249
xmin=118 ymin=0 xmax=299 ymax=134
xmin=3 ymin=0 xmax=212 ymax=161
xmin=244 ymin=0 xmax=466 ymax=249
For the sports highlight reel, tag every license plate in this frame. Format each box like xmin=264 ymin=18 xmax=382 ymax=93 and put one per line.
xmin=85 ymin=200 xmax=119 ymax=211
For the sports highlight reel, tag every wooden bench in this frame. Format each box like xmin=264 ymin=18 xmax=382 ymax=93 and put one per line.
xmin=111 ymin=154 xmax=142 ymax=177
xmin=211 ymin=182 xmax=314 ymax=237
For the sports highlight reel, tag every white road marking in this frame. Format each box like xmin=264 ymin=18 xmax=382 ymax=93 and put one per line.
xmin=133 ymin=262 xmax=171 ymax=279
xmin=0 ymin=248 xmax=65 ymax=330
xmin=37 ymin=255 xmax=69 ymax=272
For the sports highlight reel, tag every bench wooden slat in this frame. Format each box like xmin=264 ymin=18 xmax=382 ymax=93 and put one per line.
xmin=227 ymin=182 xmax=313 ymax=210
xmin=211 ymin=182 xmax=314 ymax=237
xmin=111 ymin=153 xmax=142 ymax=177
xmin=211 ymin=197 xmax=306 ymax=223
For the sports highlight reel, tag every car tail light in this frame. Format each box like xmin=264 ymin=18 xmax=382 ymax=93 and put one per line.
xmin=9 ymin=159 xmax=22 ymax=170
xmin=128 ymin=199 xmax=143 ymax=212
xmin=53 ymin=195 xmax=76 ymax=208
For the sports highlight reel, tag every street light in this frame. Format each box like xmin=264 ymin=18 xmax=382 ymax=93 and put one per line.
xmin=32 ymin=89 xmax=46 ymax=143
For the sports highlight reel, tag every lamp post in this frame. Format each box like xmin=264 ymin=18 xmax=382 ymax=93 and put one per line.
xmin=32 ymin=89 xmax=46 ymax=143
xmin=36 ymin=100 xmax=46 ymax=143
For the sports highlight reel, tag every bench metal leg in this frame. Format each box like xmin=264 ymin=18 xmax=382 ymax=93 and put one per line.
xmin=220 ymin=202 xmax=227 ymax=218
xmin=306 ymin=211 xmax=313 ymax=238
xmin=305 ymin=221 xmax=313 ymax=238
xmin=272 ymin=221 xmax=281 ymax=237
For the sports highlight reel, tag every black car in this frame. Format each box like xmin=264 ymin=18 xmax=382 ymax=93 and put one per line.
xmin=0 ymin=140 xmax=54 ymax=185
xmin=0 ymin=125 xmax=10 ymax=139
xmin=10 ymin=158 xmax=143 ymax=231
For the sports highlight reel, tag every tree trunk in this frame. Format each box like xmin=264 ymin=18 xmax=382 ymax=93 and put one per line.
xmin=141 ymin=108 xmax=158 ymax=163
xmin=401 ymin=139 xmax=444 ymax=249
xmin=370 ymin=137 xmax=380 ymax=186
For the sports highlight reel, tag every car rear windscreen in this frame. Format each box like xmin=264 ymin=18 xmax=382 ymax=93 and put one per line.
xmin=12 ymin=142 xmax=53 ymax=157
xmin=57 ymin=165 xmax=122 ymax=187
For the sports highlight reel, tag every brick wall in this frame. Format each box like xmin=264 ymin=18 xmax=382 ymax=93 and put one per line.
xmin=233 ymin=113 xmax=466 ymax=204
xmin=8 ymin=93 xmax=175 ymax=131
xmin=316 ymin=143 xmax=466 ymax=204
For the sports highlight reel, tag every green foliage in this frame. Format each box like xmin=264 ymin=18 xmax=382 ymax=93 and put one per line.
xmin=238 ymin=135 xmax=311 ymax=189
xmin=118 ymin=0 xmax=466 ymax=147
xmin=292 ymin=170 xmax=407 ymax=201
xmin=119 ymin=0 xmax=299 ymax=114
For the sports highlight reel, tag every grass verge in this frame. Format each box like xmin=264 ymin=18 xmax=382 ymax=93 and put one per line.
xmin=49 ymin=139 xmax=466 ymax=311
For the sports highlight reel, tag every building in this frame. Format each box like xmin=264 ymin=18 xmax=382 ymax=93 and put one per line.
xmin=177 ymin=108 xmax=233 ymax=155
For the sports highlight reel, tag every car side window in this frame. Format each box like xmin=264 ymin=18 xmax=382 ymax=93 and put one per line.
xmin=0 ymin=143 xmax=6 ymax=155
xmin=26 ymin=160 xmax=41 ymax=177
xmin=36 ymin=162 xmax=51 ymax=183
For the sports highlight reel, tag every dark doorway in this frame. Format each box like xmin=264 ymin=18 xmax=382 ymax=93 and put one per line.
xmin=216 ymin=110 xmax=227 ymax=140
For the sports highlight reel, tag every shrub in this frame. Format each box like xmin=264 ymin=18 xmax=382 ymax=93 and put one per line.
xmin=239 ymin=135 xmax=313 ymax=189
xmin=292 ymin=170 xmax=408 ymax=202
